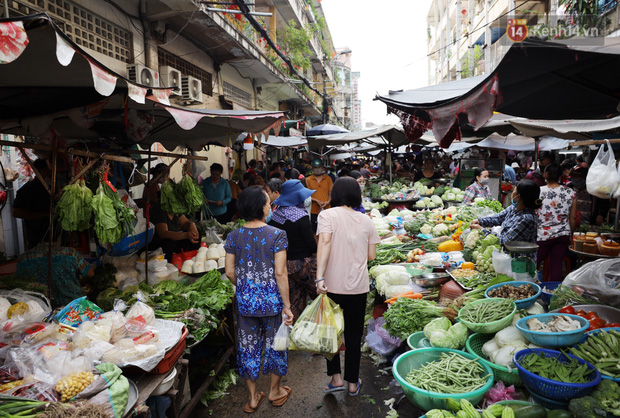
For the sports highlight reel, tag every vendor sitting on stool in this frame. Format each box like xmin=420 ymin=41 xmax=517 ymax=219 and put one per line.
xmin=149 ymin=202 xmax=200 ymax=262
xmin=16 ymin=238 xmax=94 ymax=308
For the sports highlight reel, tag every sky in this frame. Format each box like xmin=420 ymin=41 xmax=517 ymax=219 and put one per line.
xmin=321 ymin=0 xmax=434 ymax=127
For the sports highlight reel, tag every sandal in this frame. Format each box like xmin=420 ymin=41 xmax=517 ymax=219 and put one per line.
xmin=243 ymin=392 xmax=266 ymax=413
xmin=323 ymin=382 xmax=346 ymax=393
xmin=348 ymin=379 xmax=362 ymax=396
xmin=271 ymin=386 xmax=292 ymax=407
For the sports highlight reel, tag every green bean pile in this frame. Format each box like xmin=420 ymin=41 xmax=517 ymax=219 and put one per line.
xmin=459 ymin=298 xmax=514 ymax=324
xmin=405 ymin=352 xmax=490 ymax=393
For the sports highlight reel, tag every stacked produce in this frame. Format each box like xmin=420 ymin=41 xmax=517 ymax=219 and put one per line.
xmin=423 ymin=317 xmax=469 ymax=349
xmin=412 ymin=180 xmax=435 ymax=196
xmin=439 ymin=187 xmax=465 ymax=203
xmin=97 ymin=269 xmax=234 ymax=345
xmin=55 ymin=180 xmax=93 ymax=232
xmin=481 ymin=326 xmax=531 ymax=368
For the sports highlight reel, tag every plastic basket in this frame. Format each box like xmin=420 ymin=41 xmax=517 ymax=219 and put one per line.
xmin=539 ymin=281 xmax=562 ymax=305
xmin=406 ymin=331 xmax=432 ymax=350
xmin=98 ymin=226 xmax=154 ymax=257
xmin=392 ymin=347 xmax=494 ymax=411
xmin=484 ymin=281 xmax=541 ymax=310
xmin=515 ymin=313 xmax=589 ymax=347
xmin=458 ymin=298 xmax=516 ymax=334
xmin=513 ymin=348 xmax=601 ymax=401
xmin=528 ymin=391 xmax=569 ymax=410
xmin=465 ymin=333 xmax=522 ymax=387
xmin=578 ymin=327 xmax=620 ymax=382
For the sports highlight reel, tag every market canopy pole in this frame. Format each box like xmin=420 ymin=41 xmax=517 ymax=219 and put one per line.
xmin=47 ymin=139 xmax=58 ymax=303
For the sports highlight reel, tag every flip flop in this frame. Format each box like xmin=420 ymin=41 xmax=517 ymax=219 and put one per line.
xmin=271 ymin=386 xmax=292 ymax=407
xmin=348 ymin=379 xmax=362 ymax=396
xmin=243 ymin=392 xmax=266 ymax=413
xmin=323 ymin=382 xmax=346 ymax=393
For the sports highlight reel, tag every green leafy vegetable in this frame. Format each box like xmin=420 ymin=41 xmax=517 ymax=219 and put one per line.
xmin=474 ymin=199 xmax=504 ymax=213
xmin=161 ymin=179 xmax=188 ymax=215
xmin=56 ymin=180 xmax=93 ymax=231
xmin=383 ymin=298 xmax=457 ymax=340
xmin=179 ymin=174 xmax=204 ymax=214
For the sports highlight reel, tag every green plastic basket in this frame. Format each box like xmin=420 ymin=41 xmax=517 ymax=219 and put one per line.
xmin=458 ymin=298 xmax=516 ymax=334
xmin=465 ymin=333 xmax=523 ymax=387
xmin=406 ymin=331 xmax=432 ymax=350
xmin=392 ymin=347 xmax=494 ymax=411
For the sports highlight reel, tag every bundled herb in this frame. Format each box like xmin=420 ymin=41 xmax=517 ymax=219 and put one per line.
xmin=383 ymin=298 xmax=457 ymax=340
xmin=405 ymin=352 xmax=490 ymax=393
xmin=518 ymin=351 xmax=594 ymax=383
xmin=56 ymin=180 xmax=93 ymax=231
xmin=368 ymin=249 xmax=406 ymax=268
xmin=179 ymin=174 xmax=204 ymax=214
xmin=160 ymin=179 xmax=188 ymax=215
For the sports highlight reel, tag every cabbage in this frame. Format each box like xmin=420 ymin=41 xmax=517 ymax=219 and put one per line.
xmin=423 ymin=317 xmax=451 ymax=339
xmin=430 ymin=329 xmax=460 ymax=349
xmin=452 ymin=188 xmax=461 ymax=194
xmin=474 ymin=197 xmax=485 ymax=203
xmin=430 ymin=195 xmax=443 ymax=206
xmin=446 ymin=193 xmax=456 ymax=201
xmin=388 ymin=209 xmax=400 ymax=216
xmin=448 ymin=322 xmax=469 ymax=347
xmin=415 ymin=200 xmax=426 ymax=208
xmin=369 ymin=265 xmax=407 ymax=279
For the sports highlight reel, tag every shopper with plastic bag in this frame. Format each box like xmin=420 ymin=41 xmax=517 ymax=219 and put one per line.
xmin=315 ymin=177 xmax=381 ymax=396
xmin=289 ymin=293 xmax=344 ymax=356
xmin=224 ymin=185 xmax=293 ymax=413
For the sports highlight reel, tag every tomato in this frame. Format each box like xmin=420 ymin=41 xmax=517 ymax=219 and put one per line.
xmin=605 ymin=323 xmax=620 ymax=328
xmin=586 ymin=325 xmax=597 ymax=332
xmin=576 ymin=312 xmax=588 ymax=318
xmin=576 ymin=310 xmax=587 ymax=316
xmin=586 ymin=312 xmax=600 ymax=321
xmin=590 ymin=318 xmax=606 ymax=329
xmin=560 ymin=306 xmax=576 ymax=315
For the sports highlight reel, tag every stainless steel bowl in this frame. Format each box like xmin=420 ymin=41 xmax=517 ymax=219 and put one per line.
xmin=411 ymin=272 xmax=450 ymax=287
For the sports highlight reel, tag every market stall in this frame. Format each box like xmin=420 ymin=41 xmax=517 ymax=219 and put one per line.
xmin=354 ymin=188 xmax=620 ymax=417
xmin=0 ymin=13 xmax=286 ymax=418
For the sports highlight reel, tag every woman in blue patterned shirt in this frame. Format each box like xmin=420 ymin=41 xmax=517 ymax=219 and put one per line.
xmin=224 ymin=185 xmax=294 ymax=413
xmin=470 ymin=180 xmax=542 ymax=245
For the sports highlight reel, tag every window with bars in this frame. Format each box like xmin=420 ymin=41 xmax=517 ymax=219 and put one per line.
xmin=157 ymin=49 xmax=213 ymax=96
xmin=2 ymin=0 xmax=133 ymax=62
xmin=222 ymin=81 xmax=252 ymax=108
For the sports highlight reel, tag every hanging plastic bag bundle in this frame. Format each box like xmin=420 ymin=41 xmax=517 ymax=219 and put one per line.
xmin=289 ymin=294 xmax=344 ymax=360
xmin=586 ymin=139 xmax=620 ymax=199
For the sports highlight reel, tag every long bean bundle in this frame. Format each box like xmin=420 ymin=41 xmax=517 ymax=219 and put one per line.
xmin=405 ymin=352 xmax=490 ymax=393
xmin=459 ymin=298 xmax=514 ymax=324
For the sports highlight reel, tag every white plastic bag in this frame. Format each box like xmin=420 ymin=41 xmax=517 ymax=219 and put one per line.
xmin=492 ymin=248 xmax=512 ymax=276
xmin=587 ymin=139 xmax=619 ymax=199
xmin=272 ymin=315 xmax=290 ymax=351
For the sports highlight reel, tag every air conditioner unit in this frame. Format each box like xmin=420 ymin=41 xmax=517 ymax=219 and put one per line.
xmin=127 ymin=64 xmax=159 ymax=87
xmin=181 ymin=75 xmax=203 ymax=103
xmin=159 ymin=66 xmax=182 ymax=95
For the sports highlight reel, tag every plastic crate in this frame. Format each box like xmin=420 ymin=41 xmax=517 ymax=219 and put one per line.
xmin=513 ymin=348 xmax=600 ymax=401
xmin=465 ymin=333 xmax=522 ymax=387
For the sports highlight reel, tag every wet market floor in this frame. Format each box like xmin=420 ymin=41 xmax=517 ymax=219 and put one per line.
xmin=195 ymin=349 xmax=423 ymax=417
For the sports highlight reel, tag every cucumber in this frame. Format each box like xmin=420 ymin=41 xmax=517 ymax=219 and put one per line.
xmin=508 ymin=404 xmax=547 ymax=418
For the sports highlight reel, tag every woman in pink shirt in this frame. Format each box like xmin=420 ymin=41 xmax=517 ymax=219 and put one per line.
xmin=315 ymin=177 xmax=381 ymax=396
